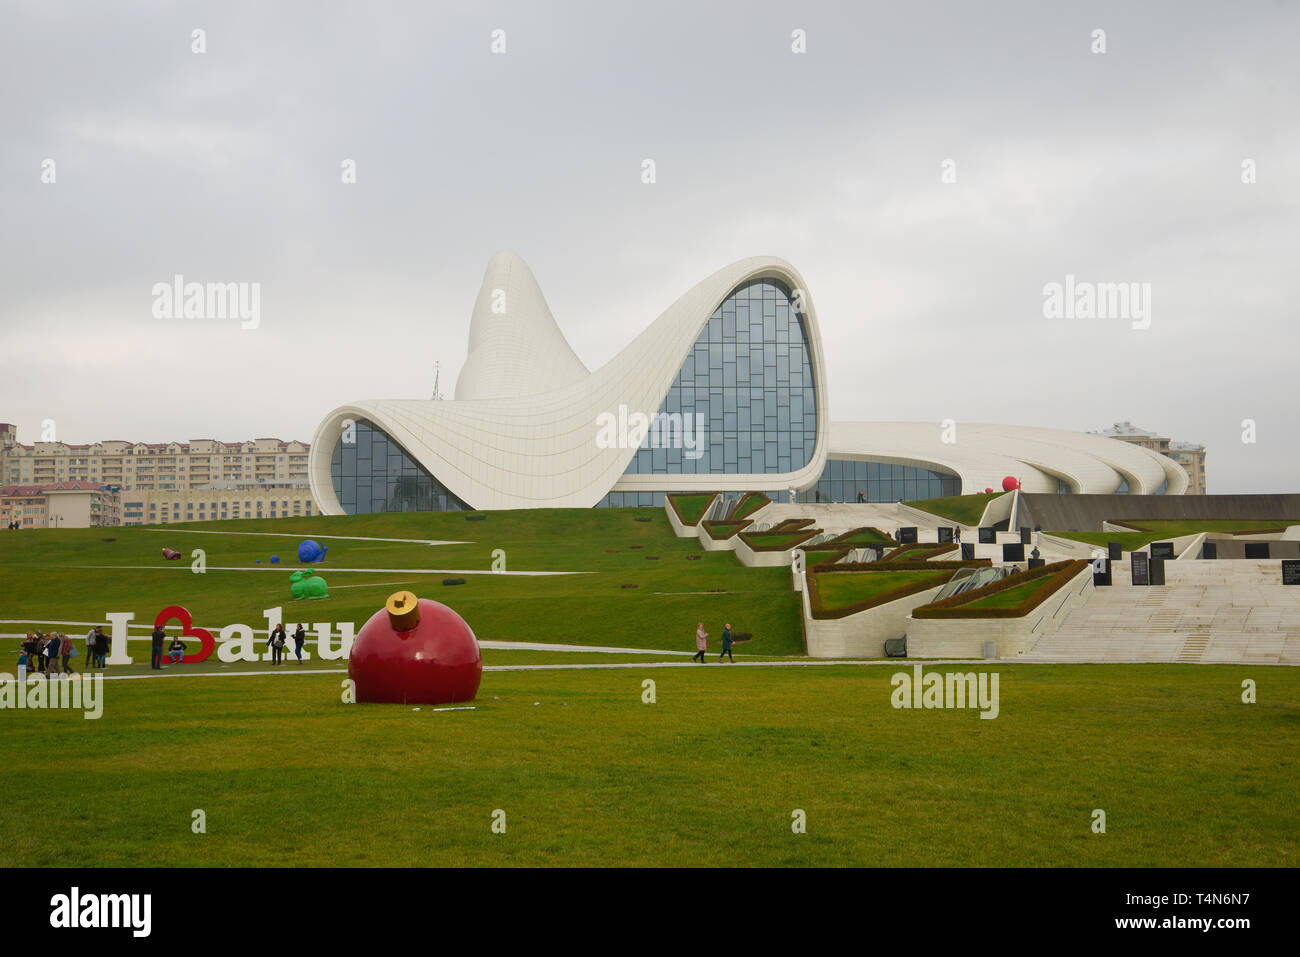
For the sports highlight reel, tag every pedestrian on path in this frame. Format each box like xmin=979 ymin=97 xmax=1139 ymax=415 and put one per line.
xmin=719 ymin=623 xmax=735 ymax=663
xmin=150 ymin=624 xmax=166 ymax=670
xmin=268 ymin=624 xmax=287 ymax=665
xmin=292 ymin=624 xmax=306 ymax=664
xmin=95 ymin=628 xmax=109 ymax=669
xmin=692 ymin=622 xmax=709 ymax=663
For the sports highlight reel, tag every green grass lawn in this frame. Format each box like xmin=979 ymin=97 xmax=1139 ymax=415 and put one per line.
xmin=904 ymin=492 xmax=1005 ymax=526
xmin=0 ymin=509 xmax=805 ymax=655
xmin=813 ymin=570 xmax=951 ymax=612
xmin=741 ymin=532 xmax=813 ymax=549
xmin=834 ymin=528 xmax=896 ymax=546
xmin=1 ymin=664 xmax=1293 ymax=867
xmin=1048 ymin=519 xmax=1296 ymax=551
xmin=731 ymin=492 xmax=770 ymax=520
xmin=668 ymin=494 xmax=714 ymax=525
xmin=960 ymin=576 xmax=1054 ymax=610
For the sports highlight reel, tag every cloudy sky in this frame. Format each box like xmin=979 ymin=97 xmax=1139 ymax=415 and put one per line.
xmin=2 ymin=0 xmax=1296 ymax=492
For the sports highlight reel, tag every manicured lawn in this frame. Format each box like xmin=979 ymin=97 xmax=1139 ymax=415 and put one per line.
xmin=814 ymin=570 xmax=951 ymax=612
xmin=742 ymin=532 xmax=813 ymax=550
xmin=0 ymin=509 xmax=805 ymax=655
xmin=1 ymin=664 xmax=1294 ymax=867
xmin=834 ymin=528 xmax=896 ymax=546
xmin=1048 ymin=519 xmax=1297 ymax=551
xmin=904 ymin=492 xmax=1005 ymax=526
xmin=668 ymin=494 xmax=714 ymax=525
xmin=961 ymin=576 xmax=1054 ymax=610
xmin=731 ymin=492 xmax=770 ymax=520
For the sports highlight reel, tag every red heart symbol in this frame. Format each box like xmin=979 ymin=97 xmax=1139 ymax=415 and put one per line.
xmin=153 ymin=605 xmax=215 ymax=664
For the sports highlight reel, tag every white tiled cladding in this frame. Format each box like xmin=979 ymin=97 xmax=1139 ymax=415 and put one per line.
xmin=310 ymin=251 xmax=1189 ymax=514
xmin=827 ymin=421 xmax=1188 ymax=496
xmin=311 ymin=253 xmax=832 ymax=512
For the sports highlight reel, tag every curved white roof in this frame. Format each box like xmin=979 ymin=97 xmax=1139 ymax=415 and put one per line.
xmin=828 ymin=421 xmax=1188 ymax=496
xmin=310 ymin=253 xmax=1188 ymax=512
xmin=310 ymin=252 xmax=832 ymax=511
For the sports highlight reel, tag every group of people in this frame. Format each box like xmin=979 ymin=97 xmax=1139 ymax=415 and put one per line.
xmin=693 ymin=622 xmax=738 ymax=663
xmin=17 ymin=627 xmax=108 ymax=679
xmin=143 ymin=622 xmax=308 ymax=668
xmin=266 ymin=623 xmax=307 ymax=666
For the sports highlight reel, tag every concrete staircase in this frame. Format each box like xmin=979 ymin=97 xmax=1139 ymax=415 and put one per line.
xmin=1021 ymin=560 xmax=1300 ymax=665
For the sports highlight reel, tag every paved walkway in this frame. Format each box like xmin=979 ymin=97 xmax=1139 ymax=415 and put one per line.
xmin=140 ymin=529 xmax=468 ymax=545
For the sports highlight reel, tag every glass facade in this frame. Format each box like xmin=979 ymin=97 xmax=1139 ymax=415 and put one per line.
xmin=331 ymin=418 xmax=469 ymax=513
xmin=800 ymin=458 xmax=960 ymax=504
xmin=621 ymin=279 xmax=817 ymax=477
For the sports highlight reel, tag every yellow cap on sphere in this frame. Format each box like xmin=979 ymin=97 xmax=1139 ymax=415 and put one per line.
xmin=386 ymin=591 xmax=421 ymax=631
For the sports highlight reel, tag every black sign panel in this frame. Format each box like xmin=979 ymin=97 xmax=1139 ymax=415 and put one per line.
xmin=1149 ymin=556 xmax=1166 ymax=585
xmin=961 ymin=543 xmax=975 ymax=561
xmin=1201 ymin=541 xmax=1217 ymax=560
xmin=1019 ymin=526 xmax=1032 ymax=544
xmin=937 ymin=526 xmax=954 ymax=543
xmin=898 ymin=526 xmax=918 ymax=544
xmin=1150 ymin=541 xmax=1175 ymax=559
xmin=1283 ymin=560 xmax=1300 ymax=585
xmin=1027 ymin=558 xmax=1046 ymax=570
xmin=1108 ymin=541 xmax=1123 ymax=562
xmin=1245 ymin=542 xmax=1270 ymax=559
xmin=1002 ymin=543 xmax=1025 ymax=562
xmin=1131 ymin=552 xmax=1149 ymax=586
xmin=1092 ymin=557 xmax=1112 ymax=586
xmin=978 ymin=527 xmax=996 ymax=544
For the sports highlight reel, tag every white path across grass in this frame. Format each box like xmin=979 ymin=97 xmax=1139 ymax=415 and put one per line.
xmin=140 ymin=528 xmax=468 ymax=546
xmin=65 ymin=564 xmax=584 ymax=576
xmin=11 ymin=659 xmax=985 ymax=682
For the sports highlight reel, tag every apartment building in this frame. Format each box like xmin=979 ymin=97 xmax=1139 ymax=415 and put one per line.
xmin=1095 ymin=422 xmax=1208 ymax=495
xmin=0 ymin=480 xmax=121 ymax=528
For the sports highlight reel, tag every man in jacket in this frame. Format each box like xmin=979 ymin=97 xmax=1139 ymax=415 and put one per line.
xmin=150 ymin=624 xmax=166 ymax=670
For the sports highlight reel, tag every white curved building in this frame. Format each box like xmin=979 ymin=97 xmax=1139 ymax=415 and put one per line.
xmin=309 ymin=252 xmax=1186 ymax=514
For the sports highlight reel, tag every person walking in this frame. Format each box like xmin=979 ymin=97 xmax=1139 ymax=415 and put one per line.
xmin=150 ymin=624 xmax=166 ymax=670
xmin=97 ymin=629 xmax=110 ymax=669
xmin=32 ymin=631 xmax=46 ymax=673
xmin=61 ymin=634 xmax=77 ymax=674
xmin=268 ymin=624 xmax=287 ymax=665
xmin=43 ymin=635 xmax=60 ymax=675
xmin=719 ymin=623 xmax=735 ymax=663
xmin=85 ymin=627 xmax=97 ymax=670
xmin=167 ymin=636 xmax=186 ymax=664
xmin=692 ymin=622 xmax=709 ymax=663
xmin=22 ymin=633 xmax=40 ymax=673
xmin=292 ymin=624 xmax=306 ymax=664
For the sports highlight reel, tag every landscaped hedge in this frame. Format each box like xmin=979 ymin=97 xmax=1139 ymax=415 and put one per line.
xmin=831 ymin=526 xmax=899 ymax=547
xmin=740 ymin=528 xmax=822 ymax=551
xmin=880 ymin=542 xmax=958 ymax=562
xmin=730 ymin=491 xmax=772 ymax=521
xmin=702 ymin=519 xmax=752 ymax=541
xmin=808 ymin=567 xmax=956 ymax=620
xmin=667 ymin=492 xmax=719 ymax=526
xmin=799 ymin=544 xmax=854 ymax=568
xmin=912 ymin=559 xmax=1089 ymax=619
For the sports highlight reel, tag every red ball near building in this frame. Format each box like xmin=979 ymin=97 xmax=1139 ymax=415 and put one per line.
xmin=1002 ymin=475 xmax=1020 ymax=491
xmin=348 ymin=591 xmax=482 ymax=704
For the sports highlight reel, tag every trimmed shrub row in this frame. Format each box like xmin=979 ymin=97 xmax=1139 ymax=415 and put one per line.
xmin=880 ymin=542 xmax=958 ymax=562
xmin=741 ymin=528 xmax=822 ymax=552
xmin=702 ymin=519 xmax=752 ymax=541
xmin=808 ymin=567 xmax=956 ymax=620
xmin=831 ymin=526 xmax=898 ymax=547
xmin=912 ymin=559 xmax=1089 ymax=619
xmin=730 ymin=491 xmax=772 ymax=520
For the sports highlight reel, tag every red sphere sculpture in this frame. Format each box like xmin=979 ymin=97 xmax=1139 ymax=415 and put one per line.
xmin=984 ymin=487 xmax=994 ymax=494
xmin=1001 ymin=475 xmax=1020 ymax=492
xmin=348 ymin=591 xmax=482 ymax=704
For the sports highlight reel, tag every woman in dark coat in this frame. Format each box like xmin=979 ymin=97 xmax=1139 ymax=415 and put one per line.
xmin=268 ymin=624 xmax=287 ymax=665
xmin=292 ymin=624 xmax=306 ymax=664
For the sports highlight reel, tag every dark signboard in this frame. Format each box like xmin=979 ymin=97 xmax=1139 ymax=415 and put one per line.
xmin=1108 ymin=541 xmax=1123 ymax=562
xmin=1002 ymin=543 xmax=1025 ymax=562
xmin=1149 ymin=557 xmax=1166 ymax=585
xmin=1027 ymin=558 xmax=1046 ymax=570
xmin=1201 ymin=541 xmax=1217 ymax=560
xmin=898 ymin=526 xmax=918 ymax=544
xmin=1150 ymin=542 xmax=1175 ymax=559
xmin=1019 ymin=526 xmax=1032 ymax=544
xmin=1131 ymin=552 xmax=1149 ymax=586
xmin=1244 ymin=542 xmax=1270 ymax=559
xmin=1282 ymin=560 xmax=1300 ymax=585
xmin=937 ymin=526 xmax=954 ymax=543
xmin=978 ymin=527 xmax=996 ymax=544
xmin=961 ymin=543 xmax=975 ymax=561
